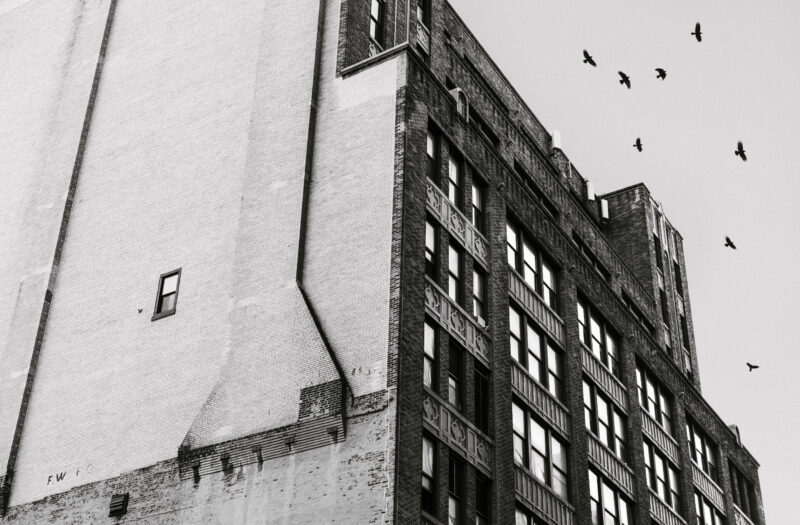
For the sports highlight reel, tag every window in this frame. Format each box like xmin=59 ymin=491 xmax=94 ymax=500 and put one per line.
xmin=695 ymin=492 xmax=725 ymax=525
xmin=475 ymin=473 xmax=491 ymax=525
xmin=512 ymin=401 xmax=569 ymax=499
xmin=730 ymin=463 xmax=757 ymax=519
xmin=474 ymin=364 xmax=491 ymax=434
xmin=448 ymin=452 xmax=464 ymax=525
xmin=152 ymin=269 xmax=181 ymax=320
xmin=654 ymin=234 xmax=664 ymax=271
xmin=421 ymin=435 xmax=436 ymax=514
xmin=424 ymin=319 xmax=437 ymax=390
xmin=577 ymin=299 xmax=620 ymax=377
xmin=515 ymin=507 xmax=546 ymax=525
xmin=644 ymin=440 xmax=681 ymax=511
xmin=416 ymin=0 xmax=431 ymax=28
xmin=673 ymin=262 xmax=684 ymax=297
xmin=683 ymin=348 xmax=694 ymax=381
xmin=589 ymin=469 xmax=632 ymax=525
xmin=513 ymin=160 xmax=559 ymax=220
xmin=471 ymin=180 xmax=486 ymax=234
xmin=369 ymin=0 xmax=384 ymax=44
xmin=473 ymin=269 xmax=486 ymax=323
xmin=509 ymin=305 xmax=564 ymax=401
xmin=680 ymin=315 xmax=690 ymax=349
xmin=659 ymin=290 xmax=670 ymax=326
xmin=448 ymin=149 xmax=463 ymax=209
xmin=448 ymin=243 xmax=463 ymax=304
xmin=507 ymin=220 xmax=558 ymax=310
xmin=686 ymin=419 xmax=718 ymax=482
xmin=636 ymin=364 xmax=674 ymax=436
xmin=572 ymin=232 xmax=611 ymax=281
xmin=583 ymin=380 xmax=627 ymax=461
xmin=425 ymin=219 xmax=438 ymax=280
xmin=448 ymin=344 xmax=463 ymax=411
xmin=427 ymin=126 xmax=439 ymax=181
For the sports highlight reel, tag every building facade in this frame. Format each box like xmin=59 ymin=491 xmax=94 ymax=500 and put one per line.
xmin=0 ymin=0 xmax=765 ymax=524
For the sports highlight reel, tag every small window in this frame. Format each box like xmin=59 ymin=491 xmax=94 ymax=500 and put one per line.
xmin=425 ymin=218 xmax=438 ymax=280
xmin=424 ymin=319 xmax=437 ymax=390
xmin=152 ymin=269 xmax=181 ymax=321
xmin=471 ymin=179 xmax=486 ymax=234
xmin=448 ymin=148 xmax=463 ymax=209
xmin=421 ymin=434 xmax=436 ymax=513
xmin=369 ymin=0 xmax=384 ymax=45
xmin=448 ymin=243 xmax=463 ymax=305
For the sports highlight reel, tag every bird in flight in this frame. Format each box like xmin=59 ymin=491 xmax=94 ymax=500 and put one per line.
xmin=655 ymin=68 xmax=667 ymax=80
xmin=692 ymin=22 xmax=702 ymax=42
xmin=633 ymin=138 xmax=643 ymax=152
xmin=583 ymin=50 xmax=597 ymax=67
xmin=746 ymin=362 xmax=759 ymax=372
xmin=735 ymin=141 xmax=747 ymax=161
xmin=618 ymin=71 xmax=631 ymax=89
xmin=724 ymin=236 xmax=737 ymax=250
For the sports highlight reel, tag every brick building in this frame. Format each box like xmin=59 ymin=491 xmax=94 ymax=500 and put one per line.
xmin=0 ymin=0 xmax=765 ymax=524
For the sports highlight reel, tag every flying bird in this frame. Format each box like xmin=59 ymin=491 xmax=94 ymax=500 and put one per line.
xmin=618 ymin=71 xmax=631 ymax=89
xmin=582 ymin=49 xmax=597 ymax=67
xmin=655 ymin=68 xmax=667 ymax=80
xmin=735 ymin=141 xmax=747 ymax=161
xmin=746 ymin=362 xmax=759 ymax=372
xmin=724 ymin=236 xmax=737 ymax=250
xmin=692 ymin=22 xmax=702 ymax=42
xmin=633 ymin=138 xmax=643 ymax=152
xmin=138 ymin=308 xmax=143 ymax=313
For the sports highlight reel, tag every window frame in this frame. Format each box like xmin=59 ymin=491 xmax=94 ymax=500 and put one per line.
xmin=583 ymin=379 xmax=627 ymax=462
xmin=694 ymin=491 xmax=726 ymax=525
xmin=448 ymin=148 xmax=463 ymax=210
xmin=588 ymin=468 xmax=632 ymax=525
xmin=636 ymin=363 xmax=674 ymax=436
xmin=577 ymin=299 xmax=620 ymax=377
xmin=509 ymin=304 xmax=564 ymax=401
xmin=448 ymin=452 xmax=464 ymax=525
xmin=512 ymin=400 xmax=569 ymax=500
xmin=424 ymin=318 xmax=438 ymax=391
xmin=152 ymin=269 xmax=181 ymax=321
xmin=448 ymin=242 xmax=463 ymax=305
xmin=507 ymin=220 xmax=559 ymax=311
xmin=644 ymin=439 xmax=681 ymax=511
xmin=426 ymin=125 xmax=440 ymax=182
xmin=447 ymin=343 xmax=464 ymax=411
xmin=471 ymin=179 xmax=486 ymax=234
xmin=472 ymin=268 xmax=486 ymax=323
xmin=369 ymin=0 xmax=385 ymax=45
xmin=425 ymin=218 xmax=438 ymax=281
xmin=421 ymin=434 xmax=437 ymax=514
xmin=686 ymin=419 xmax=719 ymax=482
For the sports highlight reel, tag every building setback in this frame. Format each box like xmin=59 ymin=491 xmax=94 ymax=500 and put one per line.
xmin=0 ymin=0 xmax=765 ymax=524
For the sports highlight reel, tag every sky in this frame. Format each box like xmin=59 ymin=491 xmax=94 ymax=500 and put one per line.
xmin=449 ymin=0 xmax=800 ymax=522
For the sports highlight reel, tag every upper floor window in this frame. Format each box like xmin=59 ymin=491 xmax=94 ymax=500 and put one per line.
xmin=472 ymin=269 xmax=486 ymax=324
xmin=730 ymin=462 xmax=758 ymax=519
xmin=424 ymin=319 xmax=438 ymax=390
xmin=512 ymin=401 xmax=568 ymax=499
xmin=636 ymin=364 xmax=674 ymax=436
xmin=448 ymin=344 xmax=464 ymax=411
xmin=583 ymin=379 xmax=627 ymax=461
xmin=588 ymin=469 xmax=632 ymax=525
xmin=507 ymin=221 xmax=558 ymax=310
xmin=421 ymin=434 xmax=436 ymax=514
xmin=425 ymin=219 xmax=438 ymax=280
xmin=152 ymin=269 xmax=181 ymax=321
xmin=673 ymin=262 xmax=684 ymax=297
xmin=475 ymin=474 xmax=491 ymax=525
xmin=471 ymin=179 xmax=486 ymax=234
xmin=369 ymin=0 xmax=384 ymax=44
xmin=448 ymin=452 xmax=464 ymax=525
xmin=474 ymin=364 xmax=491 ymax=435
xmin=577 ymin=299 xmax=620 ymax=377
xmin=654 ymin=234 xmax=664 ymax=271
xmin=695 ymin=491 xmax=725 ymax=525
xmin=448 ymin=242 xmax=463 ymax=305
xmin=426 ymin=126 xmax=439 ymax=181
xmin=686 ymin=419 xmax=719 ymax=482
xmin=416 ymin=0 xmax=431 ymax=28
xmin=448 ymin=149 xmax=463 ymax=209
xmin=644 ymin=440 xmax=681 ymax=511
xmin=509 ymin=306 xmax=564 ymax=401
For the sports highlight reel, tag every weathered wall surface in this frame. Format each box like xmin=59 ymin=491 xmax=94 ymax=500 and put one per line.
xmin=0 ymin=0 xmax=109 ymax=482
xmin=3 ymin=0 xmax=400 ymax=518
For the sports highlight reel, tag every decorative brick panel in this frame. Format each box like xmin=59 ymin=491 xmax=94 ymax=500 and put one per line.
xmin=421 ymin=390 xmax=492 ymax=474
xmin=641 ymin=411 xmax=680 ymax=464
xmin=510 ymin=363 xmax=570 ymax=438
xmin=514 ymin=467 xmax=574 ymax=525
xmin=691 ymin=462 xmax=725 ymax=511
xmin=586 ymin=434 xmax=634 ymax=497
xmin=649 ymin=491 xmax=687 ymax=525
xmin=426 ymin=178 xmax=490 ymax=269
xmin=580 ymin=345 xmax=628 ymax=412
xmin=508 ymin=267 xmax=565 ymax=346
xmin=425 ymin=278 xmax=491 ymax=366
xmin=416 ymin=23 xmax=430 ymax=54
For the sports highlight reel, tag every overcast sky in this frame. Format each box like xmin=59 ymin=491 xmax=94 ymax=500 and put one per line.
xmin=450 ymin=0 xmax=800 ymax=522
